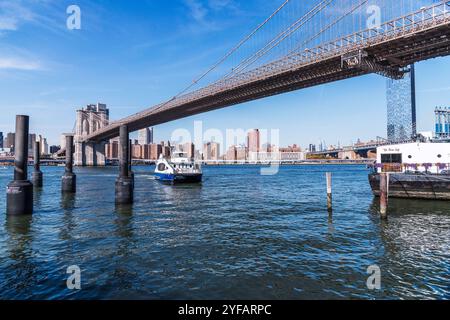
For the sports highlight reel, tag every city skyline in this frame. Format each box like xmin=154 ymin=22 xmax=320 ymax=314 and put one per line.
xmin=1 ymin=1 xmax=450 ymax=147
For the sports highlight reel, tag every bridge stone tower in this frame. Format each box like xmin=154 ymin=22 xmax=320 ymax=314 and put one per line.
xmin=74 ymin=103 xmax=109 ymax=166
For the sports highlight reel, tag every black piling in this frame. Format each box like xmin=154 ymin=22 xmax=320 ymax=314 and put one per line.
xmin=32 ymin=141 xmax=43 ymax=187
xmin=6 ymin=115 xmax=33 ymax=216
xmin=129 ymin=139 xmax=135 ymax=189
xmin=115 ymin=125 xmax=133 ymax=205
xmin=380 ymin=173 xmax=389 ymax=219
xmin=62 ymin=134 xmax=76 ymax=193
xmin=326 ymin=172 xmax=332 ymax=213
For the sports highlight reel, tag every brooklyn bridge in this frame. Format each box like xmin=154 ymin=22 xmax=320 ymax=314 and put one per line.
xmin=65 ymin=0 xmax=450 ymax=166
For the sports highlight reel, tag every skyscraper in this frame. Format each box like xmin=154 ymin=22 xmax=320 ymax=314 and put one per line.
xmin=387 ymin=64 xmax=417 ymax=142
xmin=203 ymin=142 xmax=220 ymax=160
xmin=6 ymin=133 xmax=15 ymax=149
xmin=138 ymin=127 xmax=153 ymax=145
xmin=28 ymin=134 xmax=36 ymax=157
xmin=247 ymin=129 xmax=260 ymax=153
xmin=38 ymin=135 xmax=49 ymax=155
xmin=0 ymin=132 xmax=3 ymax=149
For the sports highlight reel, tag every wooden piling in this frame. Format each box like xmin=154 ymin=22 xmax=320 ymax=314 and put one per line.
xmin=326 ymin=172 xmax=332 ymax=212
xmin=380 ymin=172 xmax=389 ymax=219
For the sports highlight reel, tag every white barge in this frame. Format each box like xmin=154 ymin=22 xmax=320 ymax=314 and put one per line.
xmin=369 ymin=142 xmax=450 ymax=200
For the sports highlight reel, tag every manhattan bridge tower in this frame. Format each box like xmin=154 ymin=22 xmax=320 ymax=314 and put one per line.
xmin=386 ymin=64 xmax=417 ymax=142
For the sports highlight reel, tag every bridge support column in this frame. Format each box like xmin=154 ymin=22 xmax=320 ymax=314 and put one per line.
xmin=32 ymin=141 xmax=43 ymax=187
xmin=85 ymin=142 xmax=95 ymax=166
xmin=115 ymin=125 xmax=133 ymax=205
xmin=62 ymin=134 xmax=76 ymax=193
xmin=95 ymin=142 xmax=106 ymax=167
xmin=74 ymin=141 xmax=85 ymax=166
xmin=74 ymin=141 xmax=106 ymax=166
xmin=7 ymin=115 xmax=33 ymax=216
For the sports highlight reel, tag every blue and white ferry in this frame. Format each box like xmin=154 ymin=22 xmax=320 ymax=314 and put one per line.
xmin=154 ymin=152 xmax=202 ymax=183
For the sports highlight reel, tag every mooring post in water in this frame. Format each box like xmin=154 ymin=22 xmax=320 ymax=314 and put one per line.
xmin=326 ymin=172 xmax=332 ymax=212
xmin=62 ymin=134 xmax=76 ymax=193
xmin=32 ymin=141 xmax=43 ymax=187
xmin=6 ymin=115 xmax=33 ymax=215
xmin=129 ymin=139 xmax=135 ymax=189
xmin=115 ymin=125 xmax=133 ymax=204
xmin=380 ymin=172 xmax=389 ymax=219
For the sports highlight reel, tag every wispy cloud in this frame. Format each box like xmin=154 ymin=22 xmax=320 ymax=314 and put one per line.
xmin=0 ymin=57 xmax=42 ymax=70
xmin=0 ymin=1 xmax=35 ymax=32
xmin=184 ymin=0 xmax=208 ymax=23
xmin=183 ymin=0 xmax=240 ymax=30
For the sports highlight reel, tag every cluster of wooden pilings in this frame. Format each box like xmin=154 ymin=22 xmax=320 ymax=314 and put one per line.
xmin=6 ymin=115 xmax=134 ymax=216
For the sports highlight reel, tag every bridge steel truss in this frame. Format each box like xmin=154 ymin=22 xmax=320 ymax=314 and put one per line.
xmin=83 ymin=2 xmax=450 ymax=143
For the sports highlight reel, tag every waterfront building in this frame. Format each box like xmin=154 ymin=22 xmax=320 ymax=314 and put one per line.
xmin=132 ymin=144 xmax=143 ymax=159
xmin=163 ymin=145 xmax=171 ymax=158
xmin=5 ymin=133 xmax=15 ymax=150
xmin=247 ymin=129 xmax=260 ymax=153
xmin=0 ymin=132 xmax=3 ymax=149
xmin=280 ymin=151 xmax=305 ymax=161
xmin=226 ymin=145 xmax=237 ymax=161
xmin=183 ymin=142 xmax=195 ymax=159
xmin=261 ymin=143 xmax=272 ymax=153
xmin=203 ymin=142 xmax=220 ymax=160
xmin=50 ymin=145 xmax=61 ymax=154
xmin=38 ymin=135 xmax=49 ymax=155
xmin=141 ymin=144 xmax=151 ymax=160
xmin=255 ymin=151 xmax=306 ymax=162
xmin=150 ymin=143 xmax=163 ymax=160
xmin=138 ymin=127 xmax=153 ymax=145
xmin=106 ymin=139 xmax=119 ymax=159
xmin=28 ymin=134 xmax=36 ymax=156
xmin=236 ymin=146 xmax=247 ymax=161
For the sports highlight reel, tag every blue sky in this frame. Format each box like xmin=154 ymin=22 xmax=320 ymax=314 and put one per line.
xmin=0 ymin=0 xmax=449 ymax=148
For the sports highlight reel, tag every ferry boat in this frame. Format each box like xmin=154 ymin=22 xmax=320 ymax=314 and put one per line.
xmin=369 ymin=142 xmax=450 ymax=200
xmin=154 ymin=151 xmax=202 ymax=183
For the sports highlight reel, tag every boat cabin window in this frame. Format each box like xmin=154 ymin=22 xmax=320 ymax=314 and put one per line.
xmin=158 ymin=163 xmax=167 ymax=171
xmin=381 ymin=153 xmax=402 ymax=164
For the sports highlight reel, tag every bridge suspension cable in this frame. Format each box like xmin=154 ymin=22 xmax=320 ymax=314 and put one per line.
xmin=110 ymin=0 xmax=293 ymax=124
xmin=220 ymin=0 xmax=335 ymax=80
xmin=171 ymin=0 xmax=292 ymax=99
xmin=286 ymin=0 xmax=369 ymax=57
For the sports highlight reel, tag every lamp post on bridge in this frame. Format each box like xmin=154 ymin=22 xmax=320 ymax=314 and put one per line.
xmin=115 ymin=125 xmax=133 ymax=205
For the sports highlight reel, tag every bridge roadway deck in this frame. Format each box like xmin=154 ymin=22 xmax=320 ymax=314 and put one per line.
xmin=82 ymin=4 xmax=450 ymax=143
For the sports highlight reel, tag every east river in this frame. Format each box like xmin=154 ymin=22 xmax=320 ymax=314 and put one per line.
xmin=0 ymin=165 xmax=448 ymax=299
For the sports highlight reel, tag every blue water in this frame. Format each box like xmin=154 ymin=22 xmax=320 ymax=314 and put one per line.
xmin=0 ymin=165 xmax=449 ymax=299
